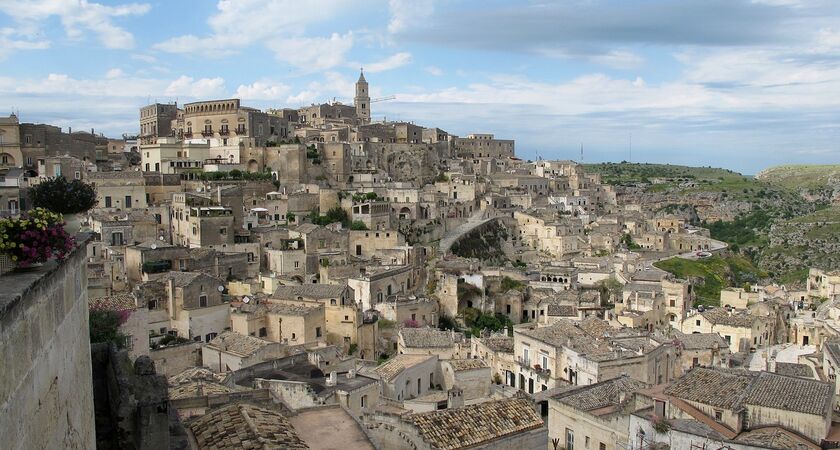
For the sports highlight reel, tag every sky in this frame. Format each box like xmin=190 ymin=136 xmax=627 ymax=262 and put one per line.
xmin=1 ymin=0 xmax=840 ymax=174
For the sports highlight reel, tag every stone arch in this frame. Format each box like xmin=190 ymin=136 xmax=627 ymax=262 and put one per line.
xmin=247 ymin=159 xmax=259 ymax=172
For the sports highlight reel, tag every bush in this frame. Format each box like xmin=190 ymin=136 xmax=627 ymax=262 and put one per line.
xmin=30 ymin=177 xmax=97 ymax=214
xmin=500 ymin=276 xmax=524 ymax=292
xmin=311 ymin=206 xmax=349 ymax=227
xmin=350 ymin=220 xmax=368 ymax=230
xmin=89 ymin=310 xmax=127 ymax=348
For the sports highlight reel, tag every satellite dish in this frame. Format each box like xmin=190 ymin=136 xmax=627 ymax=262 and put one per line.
xmin=150 ymin=243 xmax=157 ymax=250
xmin=159 ymin=236 xmax=165 ymax=241
xmin=217 ymin=285 xmax=225 ymax=293
xmin=242 ymin=296 xmax=251 ymax=304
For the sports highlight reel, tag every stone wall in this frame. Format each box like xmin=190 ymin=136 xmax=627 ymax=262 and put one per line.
xmin=0 ymin=236 xmax=96 ymax=450
xmin=149 ymin=341 xmax=202 ymax=377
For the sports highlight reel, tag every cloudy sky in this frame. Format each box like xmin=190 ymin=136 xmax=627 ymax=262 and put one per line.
xmin=1 ymin=0 xmax=840 ymax=174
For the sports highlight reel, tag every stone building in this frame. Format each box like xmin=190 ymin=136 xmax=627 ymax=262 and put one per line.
xmin=373 ymin=354 xmax=439 ymax=402
xmin=630 ymin=367 xmax=834 ymax=449
xmin=139 ymin=103 xmax=179 ymax=145
xmin=230 ymin=300 xmax=326 ymax=346
xmin=548 ymin=376 xmax=648 ymax=450
xmin=397 ymin=327 xmax=468 ymax=359
xmin=681 ymin=308 xmax=775 ymax=353
xmin=154 ymin=271 xmax=230 ymax=342
xmin=202 ymin=331 xmax=287 ymax=373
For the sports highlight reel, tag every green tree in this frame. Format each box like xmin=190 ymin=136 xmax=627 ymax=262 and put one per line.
xmin=89 ymin=310 xmax=127 ymax=348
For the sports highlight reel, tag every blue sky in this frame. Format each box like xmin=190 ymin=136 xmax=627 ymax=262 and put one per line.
xmin=2 ymin=0 xmax=840 ymax=174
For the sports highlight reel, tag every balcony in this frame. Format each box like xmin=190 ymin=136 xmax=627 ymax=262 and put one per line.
xmin=184 ymin=132 xmax=193 ymax=138
xmin=201 ymin=130 xmax=214 ymax=137
xmin=517 ymin=356 xmax=531 ymax=367
xmin=219 ymin=129 xmax=230 ymax=136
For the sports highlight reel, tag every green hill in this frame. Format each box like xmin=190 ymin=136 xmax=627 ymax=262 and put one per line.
xmin=654 ymin=255 xmax=767 ymax=306
xmin=757 ymin=164 xmax=840 ymax=191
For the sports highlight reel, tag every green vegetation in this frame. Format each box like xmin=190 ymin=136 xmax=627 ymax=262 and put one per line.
xmin=460 ymin=308 xmax=513 ymax=337
xmin=583 ymin=162 xmax=744 ymax=186
xmin=757 ymin=164 xmax=840 ymax=191
xmin=654 ymin=255 xmax=767 ymax=306
xmin=500 ymin=276 xmax=525 ymax=292
xmin=89 ymin=310 xmax=127 ymax=349
xmin=310 ymin=206 xmax=350 ymax=227
xmin=705 ymin=210 xmax=772 ymax=248
xmin=435 ymin=172 xmax=449 ymax=182
xmin=349 ymin=220 xmax=368 ymax=230
xmin=438 ymin=315 xmax=459 ymax=331
xmin=352 ymin=192 xmax=381 ymax=202
xmin=378 ymin=319 xmax=395 ymax=329
xmin=185 ymin=170 xmax=273 ymax=182
xmin=621 ymin=233 xmax=641 ymax=250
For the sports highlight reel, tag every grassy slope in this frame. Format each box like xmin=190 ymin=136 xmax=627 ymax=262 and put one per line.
xmin=756 ymin=164 xmax=840 ymax=191
xmin=654 ymin=255 xmax=767 ymax=306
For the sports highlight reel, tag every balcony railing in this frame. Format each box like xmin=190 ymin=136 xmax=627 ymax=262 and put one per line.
xmin=201 ymin=130 xmax=214 ymax=137
xmin=517 ymin=356 xmax=531 ymax=367
xmin=219 ymin=129 xmax=230 ymax=136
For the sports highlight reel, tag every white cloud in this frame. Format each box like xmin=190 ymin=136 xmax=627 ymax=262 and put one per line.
xmin=590 ymin=50 xmax=645 ymax=70
xmin=388 ymin=0 xmax=435 ymax=34
xmin=425 ymin=66 xmax=443 ymax=76
xmin=164 ymin=76 xmax=226 ymax=98
xmin=130 ymin=53 xmax=157 ymax=64
xmin=105 ymin=68 xmax=125 ymax=79
xmin=234 ymin=81 xmax=291 ymax=100
xmin=361 ymin=52 xmax=412 ymax=73
xmin=0 ymin=0 xmax=150 ymax=50
xmin=268 ymin=33 xmax=354 ymax=71
xmin=155 ymin=0 xmax=356 ymax=69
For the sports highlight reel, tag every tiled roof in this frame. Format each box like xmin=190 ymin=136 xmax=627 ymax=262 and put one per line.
xmin=554 ymin=376 xmax=647 ymax=412
xmin=400 ymin=327 xmax=463 ymax=348
xmin=478 ymin=336 xmax=514 ymax=353
xmin=89 ymin=294 xmax=138 ymax=312
xmin=445 ymin=359 xmax=488 ymax=371
xmin=272 ymin=284 xmax=347 ymax=300
xmin=407 ymin=398 xmax=543 ymax=450
xmin=743 ymin=371 xmax=831 ymax=415
xmin=207 ymin=331 xmax=272 ymax=357
xmin=672 ymin=331 xmax=728 ymax=350
xmin=547 ymin=304 xmax=577 ymax=317
xmin=701 ymin=308 xmax=767 ymax=328
xmin=736 ymin=426 xmax=821 ymax=450
xmin=188 ymin=403 xmax=308 ymax=449
xmin=774 ymin=362 xmax=815 ymax=379
xmin=666 ymin=367 xmax=832 ymax=416
xmin=169 ymin=381 xmax=233 ymax=400
xmin=168 ymin=367 xmax=225 ymax=386
xmin=664 ymin=368 xmax=756 ymax=410
xmin=374 ymin=354 xmax=435 ymax=382
xmin=160 ymin=270 xmax=221 ymax=288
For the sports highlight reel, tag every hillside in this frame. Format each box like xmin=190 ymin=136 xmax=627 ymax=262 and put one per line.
xmin=654 ymin=255 xmax=767 ymax=306
xmin=585 ymin=162 xmax=826 ymax=285
xmin=757 ymin=164 xmax=840 ymax=203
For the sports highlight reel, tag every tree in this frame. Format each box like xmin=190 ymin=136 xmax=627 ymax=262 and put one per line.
xmin=30 ymin=177 xmax=97 ymax=214
xmin=350 ymin=220 xmax=368 ymax=230
xmin=89 ymin=310 xmax=127 ymax=348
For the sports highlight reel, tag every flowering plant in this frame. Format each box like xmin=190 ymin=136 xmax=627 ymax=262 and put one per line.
xmin=0 ymin=208 xmax=75 ymax=267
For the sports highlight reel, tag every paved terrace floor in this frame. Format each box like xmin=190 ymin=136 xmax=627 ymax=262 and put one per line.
xmin=288 ymin=406 xmax=375 ymax=450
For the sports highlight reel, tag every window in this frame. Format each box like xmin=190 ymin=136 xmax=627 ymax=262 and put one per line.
xmin=692 ymin=357 xmax=699 ymax=367
xmin=566 ymin=429 xmax=574 ymax=450
xmin=361 ymin=395 xmax=367 ymax=408
xmin=199 ymin=295 xmax=208 ymax=307
xmin=125 ymin=195 xmax=132 ymax=208
xmin=585 ymin=436 xmax=590 ymax=448
xmin=654 ymin=399 xmax=666 ymax=417
xmin=506 ymin=304 xmax=511 ymax=314
xmin=259 ymin=327 xmax=267 ymax=337
xmin=330 ymin=299 xmax=337 ymax=305
xmin=540 ymin=352 xmax=548 ymax=369
xmin=219 ymin=227 xmax=227 ymax=235
xmin=600 ymin=444 xmax=606 ymax=450
xmin=105 ymin=196 xmax=112 ymax=208
xmin=294 ymin=261 xmax=299 ymax=268
xmin=724 ymin=335 xmax=731 ymax=344
xmin=74 ymin=171 xmax=81 ymax=180
xmin=316 ymin=327 xmax=322 ymax=338
xmin=111 ymin=232 xmax=124 ymax=246
xmin=669 ymin=298 xmax=676 ymax=307
xmin=695 ymin=319 xmax=701 ymax=326
xmin=714 ymin=410 xmax=723 ymax=421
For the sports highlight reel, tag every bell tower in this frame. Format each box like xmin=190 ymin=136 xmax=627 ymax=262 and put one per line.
xmin=354 ymin=68 xmax=370 ymax=124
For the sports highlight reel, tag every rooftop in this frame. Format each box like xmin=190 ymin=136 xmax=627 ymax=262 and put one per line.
xmin=553 ymin=375 xmax=647 ymax=413
xmin=374 ymin=354 xmax=436 ymax=382
xmin=407 ymin=398 xmax=543 ymax=450
xmin=187 ymin=403 xmax=308 ymax=450
xmin=400 ymin=327 xmax=463 ymax=348
xmin=445 ymin=359 xmax=489 ymax=371
xmin=207 ymin=331 xmax=273 ymax=357
xmin=272 ymin=284 xmax=347 ymax=300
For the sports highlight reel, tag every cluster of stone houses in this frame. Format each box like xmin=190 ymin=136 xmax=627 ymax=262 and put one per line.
xmin=6 ymin=70 xmax=840 ymax=449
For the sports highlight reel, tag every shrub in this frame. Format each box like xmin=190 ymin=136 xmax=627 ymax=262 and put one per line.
xmin=89 ymin=310 xmax=127 ymax=348
xmin=30 ymin=177 xmax=97 ymax=214
xmin=0 ymin=208 xmax=74 ymax=266
xmin=350 ymin=220 xmax=368 ymax=230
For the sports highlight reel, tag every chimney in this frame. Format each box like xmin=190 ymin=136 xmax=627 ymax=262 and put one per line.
xmin=326 ymin=371 xmax=337 ymax=386
xmin=618 ymin=391 xmax=627 ymax=404
xmin=346 ymin=369 xmax=356 ymax=379
xmin=91 ymin=128 xmax=94 ymax=135
xmin=447 ymin=387 xmax=464 ymax=409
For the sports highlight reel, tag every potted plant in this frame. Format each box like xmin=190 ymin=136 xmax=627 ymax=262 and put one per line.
xmin=29 ymin=177 xmax=98 ymax=233
xmin=0 ymin=208 xmax=75 ymax=269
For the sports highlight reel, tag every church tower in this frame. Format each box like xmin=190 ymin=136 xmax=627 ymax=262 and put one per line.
xmin=354 ymin=69 xmax=370 ymax=124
